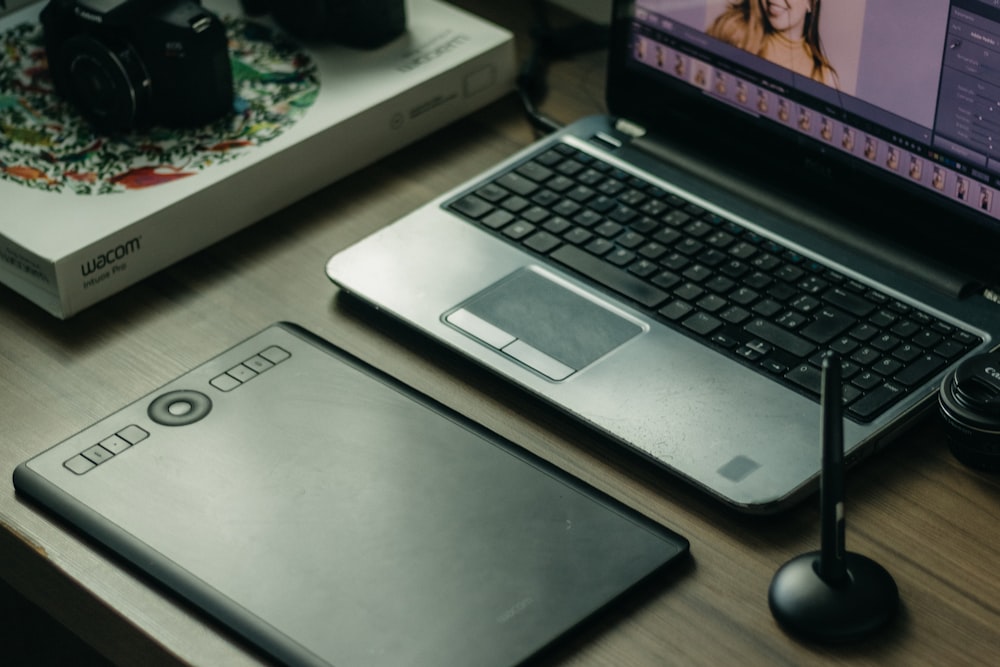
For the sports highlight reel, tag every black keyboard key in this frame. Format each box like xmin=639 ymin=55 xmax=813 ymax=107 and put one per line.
xmin=452 ymin=195 xmax=493 ymax=219
xmin=871 ymin=333 xmax=901 ymax=352
xmin=537 ymin=149 xmax=564 ymax=165
xmin=500 ymin=196 xmax=530 ymax=213
xmin=651 ymin=270 xmax=681 ymax=289
xmin=745 ymin=272 xmax=772 ymax=290
xmin=697 ymin=294 xmax=727 ymax=313
xmin=752 ymin=253 xmax=781 ymax=272
xmin=629 ymin=259 xmax=659 ymax=278
xmin=674 ymin=283 xmax=704 ymax=301
xmin=563 ymin=226 xmax=592 ymax=244
xmin=800 ymin=308 xmax=854 ymax=344
xmin=585 ymin=238 xmax=615 ymax=256
xmin=761 ymin=358 xmax=788 ymax=375
xmin=852 ymin=370 xmax=883 ymax=391
xmin=551 ymin=244 xmax=669 ymax=308
xmin=849 ymin=382 xmax=904 ymax=420
xmin=912 ymin=330 xmax=943 ymax=349
xmin=567 ymin=185 xmax=596 ymax=202
xmin=870 ymin=309 xmax=897 ymax=328
xmin=481 ymin=210 xmax=515 ymax=229
xmin=890 ymin=320 xmax=920 ymax=338
xmin=768 ymin=282 xmax=797 ymax=302
xmin=589 ymin=195 xmax=618 ymax=213
xmin=531 ymin=188 xmax=559 ymax=208
xmin=524 ymin=231 xmax=561 ymax=254
xmin=574 ymin=210 xmax=603 ymax=227
xmin=830 ymin=336 xmax=858 ymax=355
xmin=850 ymin=322 xmax=878 ymax=342
xmin=659 ymin=300 xmax=694 ymax=321
xmin=790 ymin=294 xmax=821 ymax=313
xmin=548 ymin=175 xmax=575 ymax=192
xmin=720 ymin=306 xmax=751 ymax=324
xmin=729 ymin=287 xmax=758 ymax=305
xmin=824 ymin=287 xmax=875 ymax=317
xmin=892 ymin=343 xmax=922 ymax=363
xmin=935 ymin=339 xmax=965 ymax=359
xmin=557 ymin=160 xmax=585 ymax=177
xmin=786 ymin=363 xmax=822 ymax=394
xmin=578 ymin=168 xmax=605 ymax=185
xmin=894 ymin=353 xmax=945 ymax=387
xmin=745 ymin=319 xmax=815 ymax=357
xmin=683 ymin=312 xmax=723 ymax=335
xmin=752 ymin=299 xmax=782 ymax=318
xmin=476 ymin=183 xmax=509 ymax=202
xmin=872 ymin=358 xmax=903 ymax=376
xmin=607 ymin=248 xmax=636 ymax=267
xmin=595 ymin=221 xmax=624 ymax=238
xmin=517 ymin=161 xmax=555 ymax=182
xmin=502 ymin=220 xmax=535 ymax=240
xmin=598 ymin=179 xmax=626 ymax=196
xmin=775 ymin=264 xmax=805 ymax=282
xmin=497 ymin=171 xmax=538 ymax=197
xmin=850 ymin=346 xmax=880 ymax=366
xmin=520 ymin=206 xmax=550 ymax=224
xmin=955 ymin=330 xmax=981 ymax=346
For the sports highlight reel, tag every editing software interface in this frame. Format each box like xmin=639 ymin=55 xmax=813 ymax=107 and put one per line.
xmin=631 ymin=0 xmax=1000 ymax=227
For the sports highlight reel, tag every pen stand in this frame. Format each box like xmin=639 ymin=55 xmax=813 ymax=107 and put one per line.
xmin=768 ymin=550 xmax=898 ymax=643
xmin=768 ymin=354 xmax=899 ymax=643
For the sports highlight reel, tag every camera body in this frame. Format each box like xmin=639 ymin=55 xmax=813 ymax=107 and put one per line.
xmin=240 ymin=0 xmax=406 ymax=49
xmin=41 ymin=0 xmax=234 ymax=132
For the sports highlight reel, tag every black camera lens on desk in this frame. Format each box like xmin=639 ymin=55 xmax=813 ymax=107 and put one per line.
xmin=938 ymin=348 xmax=1000 ymax=471
xmin=41 ymin=0 xmax=234 ymax=133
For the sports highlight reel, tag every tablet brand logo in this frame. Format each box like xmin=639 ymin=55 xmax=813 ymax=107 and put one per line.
xmin=496 ymin=596 xmax=534 ymax=624
xmin=397 ymin=34 xmax=469 ymax=72
xmin=81 ymin=236 xmax=141 ymax=278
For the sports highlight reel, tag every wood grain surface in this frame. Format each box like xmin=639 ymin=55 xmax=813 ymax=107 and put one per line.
xmin=1 ymin=2 xmax=998 ymax=665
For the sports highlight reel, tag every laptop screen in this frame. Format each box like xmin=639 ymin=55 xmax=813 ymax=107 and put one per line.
xmin=611 ymin=1 xmax=1000 ymax=276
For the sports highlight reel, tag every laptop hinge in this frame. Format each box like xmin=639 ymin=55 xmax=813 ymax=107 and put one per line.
xmin=614 ymin=118 xmax=647 ymax=139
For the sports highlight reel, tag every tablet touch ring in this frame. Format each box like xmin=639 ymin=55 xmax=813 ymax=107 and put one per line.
xmin=148 ymin=390 xmax=212 ymax=427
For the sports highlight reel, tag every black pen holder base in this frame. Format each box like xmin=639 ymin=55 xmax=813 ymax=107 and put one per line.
xmin=768 ymin=551 xmax=899 ymax=643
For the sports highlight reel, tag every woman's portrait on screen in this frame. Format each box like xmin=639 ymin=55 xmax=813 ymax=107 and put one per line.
xmin=707 ymin=1 xmax=839 ymax=88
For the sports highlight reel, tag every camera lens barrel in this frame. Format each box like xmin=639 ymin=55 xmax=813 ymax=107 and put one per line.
xmin=938 ymin=349 xmax=1000 ymax=471
xmin=63 ymin=34 xmax=151 ymax=132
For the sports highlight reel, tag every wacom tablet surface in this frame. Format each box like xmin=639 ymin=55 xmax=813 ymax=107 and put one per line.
xmin=14 ymin=322 xmax=688 ymax=667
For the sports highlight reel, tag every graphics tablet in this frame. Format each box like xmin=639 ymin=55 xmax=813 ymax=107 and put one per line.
xmin=13 ymin=322 xmax=688 ymax=667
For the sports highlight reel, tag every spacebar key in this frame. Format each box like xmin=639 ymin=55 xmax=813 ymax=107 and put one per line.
xmin=744 ymin=319 xmax=815 ymax=357
xmin=550 ymin=245 xmax=668 ymax=308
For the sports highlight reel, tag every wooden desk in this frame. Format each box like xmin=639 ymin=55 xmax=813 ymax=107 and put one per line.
xmin=2 ymin=2 xmax=998 ymax=664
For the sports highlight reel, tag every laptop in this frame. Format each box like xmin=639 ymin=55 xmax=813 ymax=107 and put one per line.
xmin=326 ymin=0 xmax=1000 ymax=513
xmin=13 ymin=323 xmax=689 ymax=667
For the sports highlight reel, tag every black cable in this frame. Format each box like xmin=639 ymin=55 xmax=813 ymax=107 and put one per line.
xmin=515 ymin=0 xmax=609 ymax=137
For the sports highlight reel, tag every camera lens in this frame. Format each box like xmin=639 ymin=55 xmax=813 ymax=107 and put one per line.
xmin=61 ymin=35 xmax=151 ymax=132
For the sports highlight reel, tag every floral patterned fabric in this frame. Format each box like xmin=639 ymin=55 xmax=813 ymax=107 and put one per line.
xmin=0 ymin=17 xmax=318 ymax=194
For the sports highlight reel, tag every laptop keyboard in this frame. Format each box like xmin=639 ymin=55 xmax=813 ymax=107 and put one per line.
xmin=445 ymin=141 xmax=983 ymax=423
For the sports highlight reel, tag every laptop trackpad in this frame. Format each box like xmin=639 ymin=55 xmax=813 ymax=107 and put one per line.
xmin=445 ymin=268 xmax=643 ymax=381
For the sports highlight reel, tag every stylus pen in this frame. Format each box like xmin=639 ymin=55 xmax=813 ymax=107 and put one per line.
xmin=818 ymin=353 xmax=849 ymax=587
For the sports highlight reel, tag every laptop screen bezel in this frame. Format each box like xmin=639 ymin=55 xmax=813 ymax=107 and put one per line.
xmin=604 ymin=0 xmax=1000 ymax=285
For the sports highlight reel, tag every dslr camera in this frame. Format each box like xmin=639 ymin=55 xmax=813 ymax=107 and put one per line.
xmin=240 ymin=0 xmax=406 ymax=49
xmin=41 ymin=0 xmax=234 ymax=132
